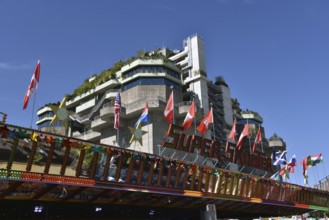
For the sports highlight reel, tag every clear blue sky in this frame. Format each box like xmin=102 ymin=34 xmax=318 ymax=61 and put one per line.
xmin=1 ymin=0 xmax=328 ymax=187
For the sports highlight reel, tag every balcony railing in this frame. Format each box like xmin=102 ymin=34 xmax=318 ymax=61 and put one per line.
xmin=0 ymin=123 xmax=328 ymax=213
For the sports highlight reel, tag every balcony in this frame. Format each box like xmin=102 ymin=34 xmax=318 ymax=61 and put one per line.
xmin=72 ymin=130 xmax=101 ymax=142
xmin=100 ymin=103 xmax=126 ymax=121
xmin=91 ymin=116 xmax=108 ymax=131
xmin=76 ymin=98 xmax=96 ymax=114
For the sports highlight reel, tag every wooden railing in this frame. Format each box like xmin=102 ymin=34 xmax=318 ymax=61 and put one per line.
xmin=0 ymin=124 xmax=329 ymax=210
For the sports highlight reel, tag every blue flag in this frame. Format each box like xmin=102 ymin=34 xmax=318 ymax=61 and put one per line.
xmin=134 ymin=102 xmax=148 ymax=128
xmin=273 ymin=150 xmax=287 ymax=166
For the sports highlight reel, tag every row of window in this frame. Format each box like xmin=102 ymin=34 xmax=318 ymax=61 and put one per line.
xmin=122 ymin=66 xmax=181 ymax=80
xmin=38 ymin=121 xmax=63 ymax=129
xmin=123 ymin=78 xmax=181 ymax=91
xmin=38 ymin=111 xmax=54 ymax=120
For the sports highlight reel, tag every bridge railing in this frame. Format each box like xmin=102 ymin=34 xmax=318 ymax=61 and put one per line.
xmin=0 ymin=124 xmax=328 ymax=208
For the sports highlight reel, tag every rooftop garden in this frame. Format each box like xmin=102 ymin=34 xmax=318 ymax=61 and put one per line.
xmin=66 ymin=49 xmax=177 ymax=101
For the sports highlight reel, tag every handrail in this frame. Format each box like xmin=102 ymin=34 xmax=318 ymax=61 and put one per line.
xmin=70 ymin=89 xmax=118 ymax=123
xmin=0 ymin=123 xmax=329 ymax=211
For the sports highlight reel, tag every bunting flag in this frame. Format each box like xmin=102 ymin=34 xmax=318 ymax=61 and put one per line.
xmin=129 ymin=102 xmax=149 ymax=144
xmin=225 ymin=117 xmax=236 ymax=153
xmin=197 ymin=107 xmax=213 ymax=135
xmin=301 ymin=153 xmax=323 ymax=184
xmin=270 ymin=172 xmax=281 ymax=181
xmin=182 ymin=100 xmax=195 ymax=130
xmin=237 ymin=124 xmax=249 ymax=150
xmin=252 ymin=127 xmax=262 ymax=153
xmin=272 ymin=150 xmax=287 ymax=166
xmin=279 ymin=166 xmax=290 ymax=179
xmin=114 ymin=92 xmax=121 ymax=129
xmin=23 ymin=60 xmax=40 ymax=110
xmin=163 ymin=90 xmax=174 ymax=124
xmin=134 ymin=102 xmax=148 ymax=127
xmin=287 ymin=154 xmax=297 ymax=173
xmin=279 ymin=155 xmax=297 ymax=179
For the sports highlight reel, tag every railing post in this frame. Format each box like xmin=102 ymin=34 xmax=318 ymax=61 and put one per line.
xmin=6 ymin=136 xmax=19 ymax=170
xmin=44 ymin=141 xmax=56 ymax=174
xmin=102 ymin=149 xmax=112 ymax=180
xmin=137 ymin=156 xmax=145 ymax=185
xmin=147 ymin=160 xmax=155 ymax=186
xmin=75 ymin=147 xmax=85 ymax=177
xmin=26 ymin=141 xmax=38 ymax=172
xmin=89 ymin=151 xmax=99 ymax=179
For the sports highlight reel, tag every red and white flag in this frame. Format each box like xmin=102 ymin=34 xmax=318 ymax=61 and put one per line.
xmin=23 ymin=60 xmax=40 ymax=110
xmin=225 ymin=117 xmax=236 ymax=153
xmin=252 ymin=127 xmax=262 ymax=153
xmin=237 ymin=124 xmax=249 ymax=150
xmin=164 ymin=90 xmax=174 ymax=124
xmin=114 ymin=91 xmax=121 ymax=129
xmin=197 ymin=107 xmax=213 ymax=134
xmin=182 ymin=100 xmax=195 ymax=130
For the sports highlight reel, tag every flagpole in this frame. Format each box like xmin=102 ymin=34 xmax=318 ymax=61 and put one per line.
xmin=247 ymin=119 xmax=251 ymax=153
xmin=117 ymin=128 xmax=119 ymax=147
xmin=295 ymin=165 xmax=301 ymax=185
xmin=171 ymin=86 xmax=175 ymax=125
xmin=30 ymin=92 xmax=37 ymax=128
xmin=259 ymin=126 xmax=264 ymax=153
xmin=210 ymin=103 xmax=215 ymax=141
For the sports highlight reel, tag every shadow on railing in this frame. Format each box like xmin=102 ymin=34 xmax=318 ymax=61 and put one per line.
xmin=0 ymin=123 xmax=329 ymax=209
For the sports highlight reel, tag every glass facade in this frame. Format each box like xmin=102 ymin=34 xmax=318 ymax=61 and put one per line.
xmin=38 ymin=121 xmax=62 ymax=129
xmin=122 ymin=65 xmax=180 ymax=80
xmin=123 ymin=77 xmax=181 ymax=91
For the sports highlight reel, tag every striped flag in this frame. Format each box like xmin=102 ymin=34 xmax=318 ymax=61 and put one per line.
xmin=23 ymin=60 xmax=40 ymax=110
xmin=129 ymin=102 xmax=148 ymax=144
xmin=252 ymin=127 xmax=262 ymax=153
xmin=134 ymin=102 xmax=148 ymax=127
xmin=114 ymin=92 xmax=121 ymax=129
xmin=197 ymin=107 xmax=213 ymax=134
xmin=164 ymin=90 xmax=174 ymax=124
xmin=182 ymin=100 xmax=195 ymax=130
xmin=301 ymin=153 xmax=322 ymax=184
xmin=237 ymin=124 xmax=249 ymax=150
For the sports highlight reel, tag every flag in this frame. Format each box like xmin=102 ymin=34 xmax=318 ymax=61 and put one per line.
xmin=301 ymin=153 xmax=322 ymax=184
xmin=279 ymin=155 xmax=297 ymax=179
xmin=129 ymin=102 xmax=149 ymax=144
xmin=23 ymin=60 xmax=40 ymax=110
xmin=182 ymin=100 xmax=195 ymax=130
xmin=279 ymin=166 xmax=290 ymax=179
xmin=197 ymin=107 xmax=213 ymax=135
xmin=252 ymin=127 xmax=262 ymax=153
xmin=114 ymin=92 xmax=121 ymax=129
xmin=270 ymin=172 xmax=280 ymax=181
xmin=306 ymin=153 xmax=323 ymax=167
xmin=164 ymin=90 xmax=174 ymax=124
xmin=237 ymin=124 xmax=249 ymax=150
xmin=225 ymin=117 xmax=236 ymax=153
xmin=273 ymin=150 xmax=287 ymax=166
xmin=134 ymin=102 xmax=148 ymax=127
xmin=287 ymin=154 xmax=297 ymax=173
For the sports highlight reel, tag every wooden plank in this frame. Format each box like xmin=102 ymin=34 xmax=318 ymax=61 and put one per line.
xmin=137 ymin=157 xmax=145 ymax=184
xmin=102 ymin=151 xmax=113 ymax=181
xmin=62 ymin=187 xmax=86 ymax=201
xmin=0 ymin=181 xmax=23 ymax=199
xmin=26 ymin=141 xmax=38 ymax=172
xmin=32 ymin=184 xmax=57 ymax=200
xmin=44 ymin=141 xmax=56 ymax=174
xmin=147 ymin=161 xmax=155 ymax=186
xmin=126 ymin=158 xmax=135 ymax=183
xmin=115 ymin=153 xmax=124 ymax=181
xmin=89 ymin=151 xmax=99 ymax=179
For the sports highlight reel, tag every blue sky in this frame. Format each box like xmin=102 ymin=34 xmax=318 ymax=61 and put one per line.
xmin=0 ymin=0 xmax=328 ymax=187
